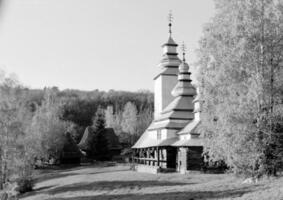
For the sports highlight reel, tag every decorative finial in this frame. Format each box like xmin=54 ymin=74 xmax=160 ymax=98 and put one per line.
xmin=168 ymin=10 xmax=173 ymax=36
xmin=181 ymin=42 xmax=186 ymax=62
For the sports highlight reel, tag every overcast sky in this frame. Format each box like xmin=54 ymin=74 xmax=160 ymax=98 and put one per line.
xmin=0 ymin=0 xmax=215 ymax=91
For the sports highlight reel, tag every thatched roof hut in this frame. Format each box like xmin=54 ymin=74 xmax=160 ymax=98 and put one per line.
xmin=78 ymin=127 xmax=122 ymax=158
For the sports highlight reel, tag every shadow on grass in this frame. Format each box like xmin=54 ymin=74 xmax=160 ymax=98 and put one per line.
xmin=35 ymin=166 xmax=129 ymax=183
xmin=34 ymin=163 xmax=99 ymax=176
xmin=19 ymin=185 xmax=56 ymax=199
xmin=34 ymin=172 xmax=78 ymax=183
xmin=86 ymin=169 xmax=130 ymax=175
xmin=46 ymin=180 xmax=192 ymax=195
xmin=21 ymin=171 xmax=82 ymax=199
xmin=51 ymin=185 xmax=260 ymax=200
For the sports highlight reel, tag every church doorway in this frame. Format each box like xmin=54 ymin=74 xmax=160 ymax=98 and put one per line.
xmin=166 ymin=147 xmax=177 ymax=169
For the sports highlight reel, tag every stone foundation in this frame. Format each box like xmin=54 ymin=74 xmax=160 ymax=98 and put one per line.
xmin=134 ymin=164 xmax=161 ymax=174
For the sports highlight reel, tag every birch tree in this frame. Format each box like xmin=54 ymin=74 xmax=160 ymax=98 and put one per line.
xmin=29 ymin=88 xmax=67 ymax=163
xmin=0 ymin=71 xmax=33 ymax=188
xmin=197 ymin=0 xmax=283 ymax=176
xmin=122 ymin=102 xmax=138 ymax=145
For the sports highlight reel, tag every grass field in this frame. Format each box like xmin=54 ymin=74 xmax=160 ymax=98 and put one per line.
xmin=19 ymin=164 xmax=283 ymax=200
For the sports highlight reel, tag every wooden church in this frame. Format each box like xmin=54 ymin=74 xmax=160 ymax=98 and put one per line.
xmin=132 ymin=16 xmax=203 ymax=174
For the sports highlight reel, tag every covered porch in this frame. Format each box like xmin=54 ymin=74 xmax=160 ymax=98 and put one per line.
xmin=133 ymin=146 xmax=177 ymax=169
xmin=132 ymin=135 xmax=179 ymax=173
xmin=132 ymin=135 xmax=204 ymax=174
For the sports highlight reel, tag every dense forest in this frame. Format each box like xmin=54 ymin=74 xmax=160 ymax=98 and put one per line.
xmin=26 ymin=86 xmax=153 ymax=144
xmin=0 ymin=70 xmax=153 ymax=191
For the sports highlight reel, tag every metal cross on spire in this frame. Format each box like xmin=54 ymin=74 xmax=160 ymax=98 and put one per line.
xmin=181 ymin=42 xmax=187 ymax=62
xmin=168 ymin=10 xmax=173 ymax=36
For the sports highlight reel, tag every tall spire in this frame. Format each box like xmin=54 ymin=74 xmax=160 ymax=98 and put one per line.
xmin=168 ymin=10 xmax=173 ymax=36
xmin=181 ymin=42 xmax=186 ymax=62
xmin=158 ymin=11 xmax=180 ymax=71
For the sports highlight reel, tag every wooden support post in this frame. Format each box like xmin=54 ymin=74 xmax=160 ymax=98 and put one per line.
xmin=149 ymin=148 xmax=150 ymax=165
xmin=140 ymin=149 xmax=142 ymax=164
xmin=150 ymin=148 xmax=152 ymax=166
xmin=157 ymin=147 xmax=160 ymax=166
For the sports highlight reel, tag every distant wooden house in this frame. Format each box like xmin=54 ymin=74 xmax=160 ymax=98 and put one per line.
xmin=60 ymin=132 xmax=82 ymax=164
xmin=78 ymin=126 xmax=122 ymax=159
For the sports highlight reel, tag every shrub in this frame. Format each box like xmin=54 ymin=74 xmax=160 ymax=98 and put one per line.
xmin=16 ymin=177 xmax=34 ymax=194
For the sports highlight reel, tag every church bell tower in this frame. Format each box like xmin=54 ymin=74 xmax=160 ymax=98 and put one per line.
xmin=154 ymin=12 xmax=181 ymax=118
